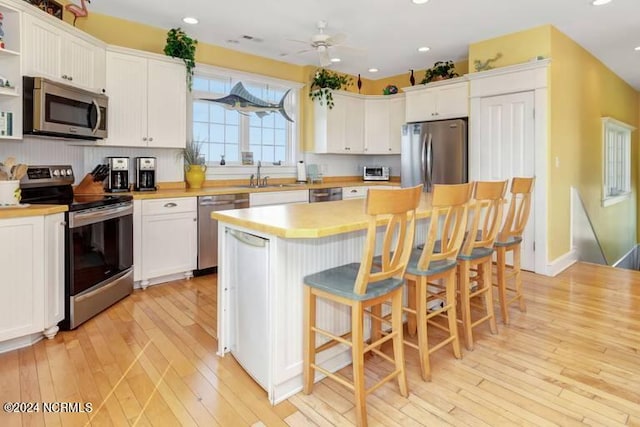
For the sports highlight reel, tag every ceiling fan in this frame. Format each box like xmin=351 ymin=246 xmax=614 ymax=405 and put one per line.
xmin=286 ymin=20 xmax=348 ymax=66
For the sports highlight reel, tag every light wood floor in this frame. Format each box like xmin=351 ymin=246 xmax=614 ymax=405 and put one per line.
xmin=1 ymin=262 xmax=639 ymax=426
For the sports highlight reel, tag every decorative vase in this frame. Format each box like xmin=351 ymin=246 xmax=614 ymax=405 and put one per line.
xmin=357 ymin=74 xmax=362 ymax=93
xmin=409 ymin=69 xmax=415 ymax=86
xmin=185 ymin=164 xmax=207 ymax=189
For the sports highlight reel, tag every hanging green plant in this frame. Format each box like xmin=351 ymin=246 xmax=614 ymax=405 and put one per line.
xmin=420 ymin=60 xmax=459 ymax=84
xmin=164 ymin=28 xmax=198 ymax=90
xmin=308 ymin=68 xmax=352 ymax=109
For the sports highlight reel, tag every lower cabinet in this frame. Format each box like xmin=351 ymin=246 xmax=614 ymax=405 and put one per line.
xmin=0 ymin=213 xmax=65 ymax=347
xmin=137 ymin=197 xmax=197 ymax=288
xmin=249 ymin=190 xmax=309 ymax=207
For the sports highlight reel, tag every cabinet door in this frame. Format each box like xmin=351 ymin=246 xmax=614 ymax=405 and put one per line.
xmin=0 ymin=217 xmax=45 ymax=342
xmin=388 ymin=97 xmax=406 ymax=154
xmin=147 ymin=59 xmax=187 ymax=148
xmin=435 ymin=83 xmax=468 ymax=119
xmin=325 ymin=93 xmax=348 ymax=153
xmin=22 ymin=15 xmax=63 ymax=82
xmin=364 ymin=99 xmax=389 ymax=154
xmin=141 ymin=212 xmax=197 ymax=279
xmin=65 ymin=34 xmax=105 ymax=91
xmin=344 ymin=96 xmax=364 ymax=153
xmin=44 ymin=214 xmax=65 ymax=329
xmin=405 ymin=89 xmax=437 ymax=123
xmin=105 ymin=51 xmax=148 ymax=146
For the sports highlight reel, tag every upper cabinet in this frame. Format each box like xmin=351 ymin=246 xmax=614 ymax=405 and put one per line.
xmin=404 ymin=78 xmax=468 ymax=123
xmin=22 ymin=13 xmax=106 ymax=92
xmin=104 ymin=48 xmax=186 ymax=148
xmin=0 ymin=2 xmax=22 ymax=139
xmin=363 ymin=95 xmax=405 ymax=154
xmin=314 ymin=91 xmax=364 ymax=154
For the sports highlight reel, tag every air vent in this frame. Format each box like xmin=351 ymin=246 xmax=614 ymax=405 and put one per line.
xmin=241 ymin=35 xmax=263 ymax=42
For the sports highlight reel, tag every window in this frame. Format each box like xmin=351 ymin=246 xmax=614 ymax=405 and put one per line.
xmin=602 ymin=117 xmax=635 ymax=207
xmin=190 ymin=68 xmax=300 ymax=166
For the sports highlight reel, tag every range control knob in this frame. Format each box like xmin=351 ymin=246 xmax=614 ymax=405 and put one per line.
xmin=66 ymin=169 xmax=73 ymax=176
xmin=52 ymin=169 xmax=60 ymax=177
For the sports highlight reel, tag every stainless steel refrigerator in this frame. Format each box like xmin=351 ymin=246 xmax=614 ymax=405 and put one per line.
xmin=401 ymin=119 xmax=468 ymax=192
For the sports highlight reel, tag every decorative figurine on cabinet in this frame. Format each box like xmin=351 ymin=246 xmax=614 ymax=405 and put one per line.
xmin=0 ymin=12 xmax=5 ymax=49
xmin=65 ymin=0 xmax=90 ymax=26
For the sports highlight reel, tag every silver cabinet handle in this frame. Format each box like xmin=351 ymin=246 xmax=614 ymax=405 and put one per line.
xmin=164 ymin=202 xmax=177 ymax=208
xmin=142 ymin=137 xmax=148 ymax=141
xmin=68 ymin=76 xmax=73 ymax=81
xmin=350 ymin=189 xmax=357 ymax=193
xmin=60 ymin=221 xmax=66 ymax=226
xmin=149 ymin=137 xmax=153 ymax=142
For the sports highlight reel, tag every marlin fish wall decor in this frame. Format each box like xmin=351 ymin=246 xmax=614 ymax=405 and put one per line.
xmin=203 ymin=82 xmax=294 ymax=122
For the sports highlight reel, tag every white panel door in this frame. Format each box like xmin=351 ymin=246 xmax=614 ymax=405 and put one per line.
xmin=364 ymin=99 xmax=389 ymax=154
xmin=141 ymin=212 xmax=197 ymax=279
xmin=65 ymin=35 xmax=103 ymax=91
xmin=474 ymin=91 xmax=535 ymax=270
xmin=147 ymin=59 xmax=187 ymax=148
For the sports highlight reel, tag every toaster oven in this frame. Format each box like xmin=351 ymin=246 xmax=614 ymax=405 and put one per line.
xmin=363 ymin=166 xmax=390 ymax=181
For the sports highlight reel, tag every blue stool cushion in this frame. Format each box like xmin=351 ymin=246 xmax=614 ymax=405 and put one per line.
xmin=404 ymin=249 xmax=457 ymax=276
xmin=304 ymin=263 xmax=405 ymax=301
xmin=457 ymin=247 xmax=494 ymax=261
xmin=494 ymin=236 xmax=522 ymax=247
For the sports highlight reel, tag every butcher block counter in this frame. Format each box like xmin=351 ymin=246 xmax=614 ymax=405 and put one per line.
xmin=0 ymin=204 xmax=67 ymax=219
xmin=212 ymin=191 xmax=431 ymax=405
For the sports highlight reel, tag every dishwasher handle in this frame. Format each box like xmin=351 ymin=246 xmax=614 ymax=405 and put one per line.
xmin=228 ymin=229 xmax=267 ymax=247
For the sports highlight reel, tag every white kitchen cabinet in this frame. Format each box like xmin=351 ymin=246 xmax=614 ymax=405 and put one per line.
xmin=139 ymin=197 xmax=197 ymax=288
xmin=105 ymin=48 xmax=186 ymax=148
xmin=342 ymin=186 xmax=368 ymax=199
xmin=250 ymin=190 xmax=309 ymax=207
xmin=22 ymin=13 xmax=106 ymax=92
xmin=0 ymin=2 xmax=22 ymax=139
xmin=313 ymin=91 xmax=364 ymax=153
xmin=0 ymin=213 xmax=65 ymax=348
xmin=363 ymin=95 xmax=405 ymax=154
xmin=404 ymin=79 xmax=468 ymax=123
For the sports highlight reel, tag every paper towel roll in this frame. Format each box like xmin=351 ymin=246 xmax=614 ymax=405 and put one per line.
xmin=296 ymin=160 xmax=307 ymax=182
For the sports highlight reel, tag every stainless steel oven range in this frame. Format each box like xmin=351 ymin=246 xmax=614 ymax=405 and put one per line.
xmin=20 ymin=165 xmax=133 ymax=330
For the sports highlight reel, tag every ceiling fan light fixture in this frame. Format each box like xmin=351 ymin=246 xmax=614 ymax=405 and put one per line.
xmin=591 ymin=0 xmax=611 ymax=5
xmin=417 ymin=46 xmax=430 ymax=52
xmin=330 ymin=57 xmax=341 ymax=63
xmin=368 ymin=68 xmax=379 ymax=73
xmin=182 ymin=16 xmax=199 ymax=24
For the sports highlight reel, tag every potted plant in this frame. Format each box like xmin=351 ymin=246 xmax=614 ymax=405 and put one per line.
xmin=180 ymin=140 xmax=207 ymax=189
xmin=420 ymin=60 xmax=459 ymax=84
xmin=164 ymin=27 xmax=198 ymax=90
xmin=308 ymin=68 xmax=352 ymax=109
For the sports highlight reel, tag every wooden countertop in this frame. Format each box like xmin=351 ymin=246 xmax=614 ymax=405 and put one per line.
xmin=211 ymin=193 xmax=433 ymax=238
xmin=0 ymin=204 xmax=67 ymax=219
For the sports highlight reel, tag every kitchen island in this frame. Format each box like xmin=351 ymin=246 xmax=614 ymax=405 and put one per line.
xmin=212 ymin=194 xmax=432 ymax=404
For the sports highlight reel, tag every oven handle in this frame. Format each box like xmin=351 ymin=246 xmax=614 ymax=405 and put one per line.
xmin=69 ymin=203 xmax=133 ymax=228
xmin=90 ymin=99 xmax=101 ymax=135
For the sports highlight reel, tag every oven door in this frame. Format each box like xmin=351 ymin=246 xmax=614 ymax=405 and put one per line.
xmin=67 ymin=203 xmax=133 ymax=296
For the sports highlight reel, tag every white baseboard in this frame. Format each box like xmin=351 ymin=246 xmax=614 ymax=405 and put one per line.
xmin=545 ymin=249 xmax=578 ymax=276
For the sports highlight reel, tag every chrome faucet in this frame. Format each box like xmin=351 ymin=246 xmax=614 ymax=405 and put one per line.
xmin=256 ymin=161 xmax=262 ymax=185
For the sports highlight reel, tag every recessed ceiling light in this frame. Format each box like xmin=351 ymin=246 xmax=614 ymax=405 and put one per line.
xmin=183 ymin=17 xmax=199 ymax=24
xmin=368 ymin=68 xmax=379 ymax=73
xmin=330 ymin=57 xmax=341 ymax=63
xmin=635 ymin=46 xmax=640 ymax=51
xmin=417 ymin=46 xmax=430 ymax=52
xmin=412 ymin=0 xmax=429 ymax=4
xmin=591 ymin=0 xmax=611 ymax=5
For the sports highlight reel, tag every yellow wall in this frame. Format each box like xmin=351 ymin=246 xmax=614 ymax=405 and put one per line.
xmin=468 ymin=24 xmax=639 ymax=264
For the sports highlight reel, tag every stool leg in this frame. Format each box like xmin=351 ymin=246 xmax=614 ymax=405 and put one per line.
xmin=457 ymin=262 xmax=474 ymax=351
xmin=445 ymin=268 xmax=461 ymax=359
xmin=303 ymin=286 xmax=316 ymax=394
xmin=416 ymin=276 xmax=431 ymax=381
xmin=496 ymin=246 xmax=509 ymax=325
xmin=481 ymin=261 xmax=498 ymax=334
xmin=370 ymin=303 xmax=382 ymax=352
xmin=391 ymin=289 xmax=408 ymax=396
xmin=351 ymin=301 xmax=367 ymax=427
xmin=514 ymin=244 xmax=526 ymax=312
xmin=406 ymin=279 xmax=417 ymax=337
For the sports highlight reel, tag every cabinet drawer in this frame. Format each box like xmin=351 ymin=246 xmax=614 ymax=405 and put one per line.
xmin=142 ymin=197 xmax=196 ymax=216
xmin=342 ymin=186 xmax=368 ymax=199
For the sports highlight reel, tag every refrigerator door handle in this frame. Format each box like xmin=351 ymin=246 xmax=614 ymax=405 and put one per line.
xmin=426 ymin=133 xmax=433 ymax=189
xmin=420 ymin=132 xmax=428 ymax=188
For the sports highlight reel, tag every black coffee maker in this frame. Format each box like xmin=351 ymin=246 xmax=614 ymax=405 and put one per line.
xmin=105 ymin=157 xmax=130 ymax=192
xmin=134 ymin=157 xmax=157 ymax=191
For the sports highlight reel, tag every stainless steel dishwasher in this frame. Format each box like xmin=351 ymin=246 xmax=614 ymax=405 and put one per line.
xmin=197 ymin=193 xmax=249 ymax=272
xmin=309 ymin=187 xmax=342 ymax=202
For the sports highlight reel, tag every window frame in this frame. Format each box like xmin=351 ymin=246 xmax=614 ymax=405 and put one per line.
xmin=601 ymin=117 xmax=635 ymax=207
xmin=188 ymin=64 xmax=304 ymax=171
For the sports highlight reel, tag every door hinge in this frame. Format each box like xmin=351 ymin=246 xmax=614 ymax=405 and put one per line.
xmin=533 ymin=241 xmax=536 ymax=251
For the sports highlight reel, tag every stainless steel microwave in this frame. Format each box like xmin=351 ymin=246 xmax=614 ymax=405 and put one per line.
xmin=23 ymin=76 xmax=108 ymax=140
xmin=363 ymin=166 xmax=390 ymax=181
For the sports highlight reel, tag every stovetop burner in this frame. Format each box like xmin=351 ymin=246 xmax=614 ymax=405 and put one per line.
xmin=19 ymin=165 xmax=132 ymax=211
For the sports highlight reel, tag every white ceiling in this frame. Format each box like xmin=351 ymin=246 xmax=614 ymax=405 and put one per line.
xmin=89 ymin=0 xmax=640 ymax=90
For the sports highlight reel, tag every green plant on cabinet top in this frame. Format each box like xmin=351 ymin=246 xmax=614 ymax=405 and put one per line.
xmin=164 ymin=27 xmax=197 ymax=91
xmin=420 ymin=60 xmax=459 ymax=84
xmin=309 ymin=68 xmax=352 ymax=109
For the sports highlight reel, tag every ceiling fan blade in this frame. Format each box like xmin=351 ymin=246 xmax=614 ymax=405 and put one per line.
xmin=285 ymin=38 xmax=311 ymax=45
xmin=327 ymin=33 xmax=347 ymax=46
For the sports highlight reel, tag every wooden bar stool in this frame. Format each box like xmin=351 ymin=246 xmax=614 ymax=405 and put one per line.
xmin=403 ymin=183 xmax=472 ymax=381
xmin=494 ymin=177 xmax=535 ymax=324
xmin=456 ymin=180 xmax=507 ymax=350
xmin=303 ymin=185 xmax=422 ymax=427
